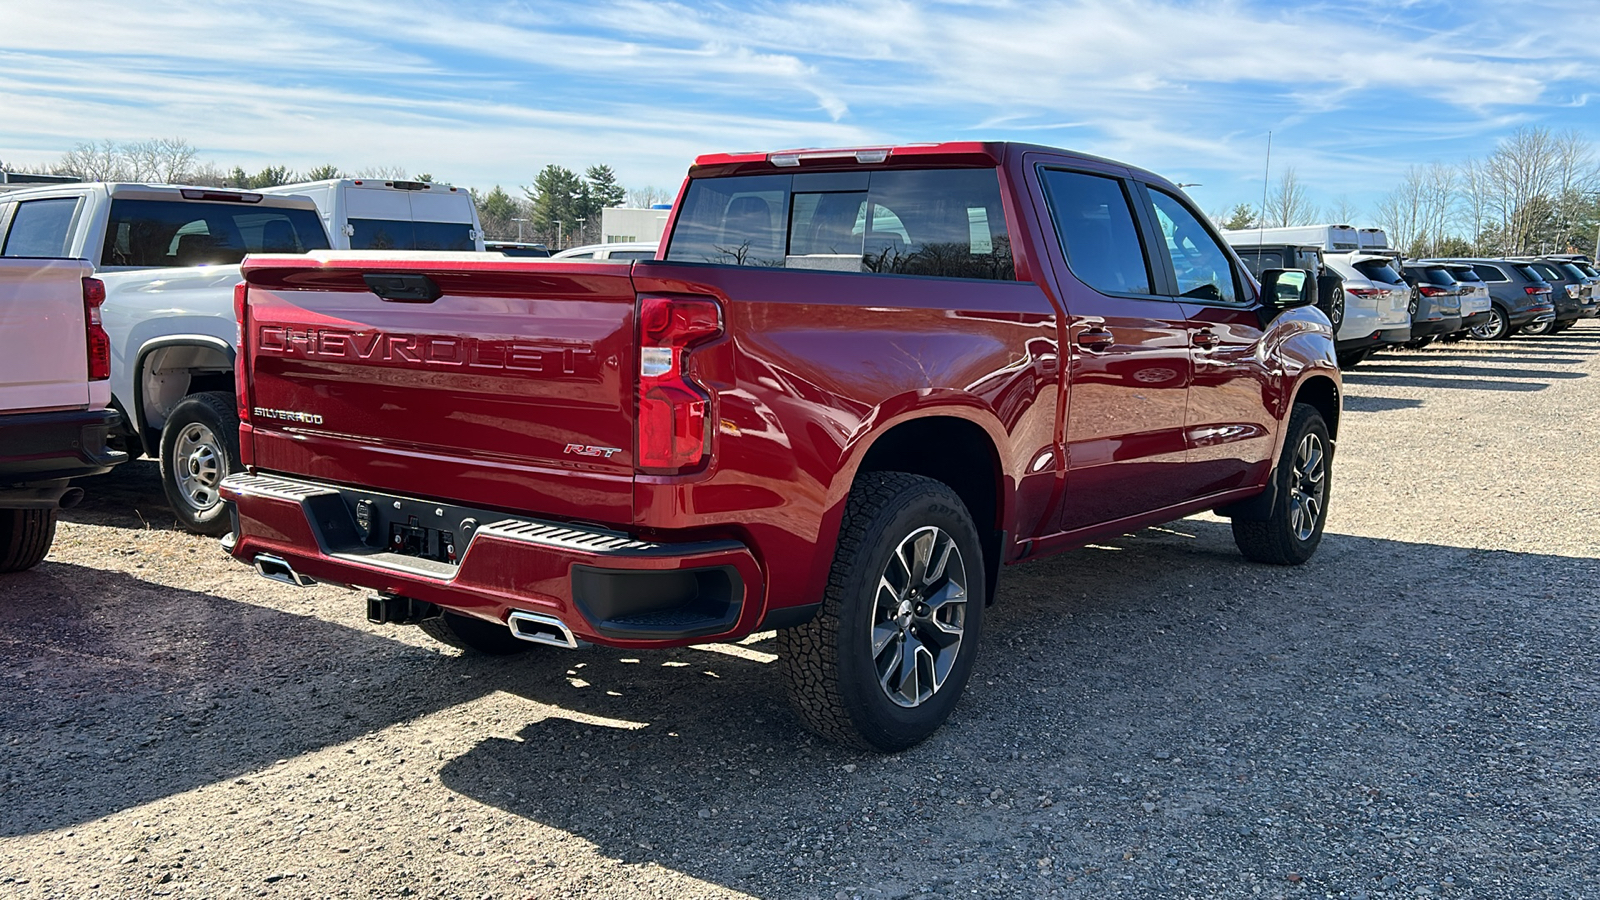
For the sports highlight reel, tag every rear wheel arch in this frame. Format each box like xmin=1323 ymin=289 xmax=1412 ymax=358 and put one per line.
xmin=134 ymin=336 xmax=235 ymax=455
xmin=849 ymin=413 xmax=1007 ymax=603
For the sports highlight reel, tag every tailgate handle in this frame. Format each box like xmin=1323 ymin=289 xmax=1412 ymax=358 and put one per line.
xmin=363 ymin=273 xmax=441 ymax=303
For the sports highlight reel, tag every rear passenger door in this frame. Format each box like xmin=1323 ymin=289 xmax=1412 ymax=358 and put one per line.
xmin=1137 ymin=184 xmax=1276 ymax=496
xmin=1033 ymin=164 xmax=1195 ymax=532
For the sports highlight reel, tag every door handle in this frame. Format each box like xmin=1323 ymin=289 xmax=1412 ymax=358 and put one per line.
xmin=1077 ymin=328 xmax=1114 ymax=350
xmin=1192 ymin=329 xmax=1220 ymax=349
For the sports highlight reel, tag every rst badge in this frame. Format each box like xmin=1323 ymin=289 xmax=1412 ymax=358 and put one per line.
xmin=564 ymin=444 xmax=622 ymax=458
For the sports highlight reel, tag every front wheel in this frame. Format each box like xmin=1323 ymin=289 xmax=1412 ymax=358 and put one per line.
xmin=159 ymin=391 xmax=241 ymax=535
xmin=0 ymin=508 xmax=58 ymax=573
xmin=1232 ymin=404 xmax=1331 ymax=566
xmin=778 ymin=472 xmax=985 ymax=752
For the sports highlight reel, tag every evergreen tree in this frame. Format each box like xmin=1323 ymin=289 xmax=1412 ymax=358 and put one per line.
xmin=525 ymin=165 xmax=583 ymax=245
xmin=1222 ymin=203 xmax=1257 ymax=231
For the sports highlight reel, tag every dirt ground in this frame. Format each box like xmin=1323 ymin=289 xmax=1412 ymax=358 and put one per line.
xmin=3 ymin=325 xmax=1598 ymax=899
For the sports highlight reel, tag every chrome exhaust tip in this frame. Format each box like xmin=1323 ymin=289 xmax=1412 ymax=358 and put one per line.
xmin=507 ymin=610 xmax=584 ymax=649
xmin=254 ymin=553 xmax=316 ymax=588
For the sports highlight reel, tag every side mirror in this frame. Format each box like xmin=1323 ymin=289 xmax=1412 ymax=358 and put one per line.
xmin=1258 ymin=268 xmax=1313 ymax=312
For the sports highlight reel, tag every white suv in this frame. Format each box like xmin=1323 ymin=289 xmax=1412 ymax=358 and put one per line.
xmin=1321 ymin=252 xmax=1415 ymax=367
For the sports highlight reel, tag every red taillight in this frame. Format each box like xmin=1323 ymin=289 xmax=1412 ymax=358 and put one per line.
xmin=1417 ymin=285 xmax=1447 ymax=297
xmin=1525 ymin=285 xmax=1551 ymax=295
xmin=637 ymin=294 xmax=722 ymax=472
xmin=233 ymin=282 xmax=250 ymax=425
xmin=1346 ymin=287 xmax=1384 ymax=297
xmin=82 ymin=277 xmax=110 ymax=381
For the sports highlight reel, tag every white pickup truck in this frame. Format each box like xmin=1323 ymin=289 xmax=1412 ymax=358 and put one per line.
xmin=0 ymin=258 xmax=126 ymax=571
xmin=0 ymin=183 xmax=329 ymax=533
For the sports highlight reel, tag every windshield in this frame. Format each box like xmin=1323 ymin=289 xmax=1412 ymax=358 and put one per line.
xmin=349 ymin=219 xmax=475 ymax=251
xmin=100 ymin=199 xmax=330 ymax=267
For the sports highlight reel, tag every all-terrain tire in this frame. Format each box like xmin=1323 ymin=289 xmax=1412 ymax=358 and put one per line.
xmin=159 ymin=391 xmax=241 ymax=536
xmin=418 ymin=610 xmax=531 ymax=655
xmin=1232 ymin=403 xmax=1331 ymax=566
xmin=0 ymin=508 xmax=58 ymax=573
xmin=777 ymin=472 xmax=986 ymax=752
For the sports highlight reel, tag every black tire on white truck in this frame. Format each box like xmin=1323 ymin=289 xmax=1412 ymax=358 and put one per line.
xmin=158 ymin=391 xmax=241 ymax=536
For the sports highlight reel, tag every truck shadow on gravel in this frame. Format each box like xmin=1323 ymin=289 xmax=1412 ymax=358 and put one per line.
xmin=5 ymin=522 xmax=1595 ymax=895
xmin=435 ymin=519 xmax=1600 ymax=898
xmin=0 ymin=562 xmax=520 ymax=837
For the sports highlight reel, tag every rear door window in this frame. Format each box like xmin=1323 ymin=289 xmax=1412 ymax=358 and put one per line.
xmin=1145 ymin=188 xmax=1240 ymax=304
xmin=2 ymin=197 xmax=81 ymax=257
xmin=1038 ymin=169 xmax=1152 ymax=294
xmin=666 ymin=168 xmax=1015 ymax=280
xmin=1471 ymin=264 xmax=1507 ymax=283
xmin=100 ymin=199 xmax=329 ymax=267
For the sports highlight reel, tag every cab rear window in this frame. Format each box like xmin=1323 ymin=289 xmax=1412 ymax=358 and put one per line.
xmin=666 ymin=168 xmax=1015 ymax=281
xmin=101 ymin=200 xmax=330 ymax=267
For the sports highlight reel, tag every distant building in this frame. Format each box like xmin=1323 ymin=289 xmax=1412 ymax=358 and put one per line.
xmin=601 ymin=206 xmax=672 ymax=245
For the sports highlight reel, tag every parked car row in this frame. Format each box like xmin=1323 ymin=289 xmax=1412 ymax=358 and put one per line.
xmin=1223 ymin=225 xmax=1596 ymax=367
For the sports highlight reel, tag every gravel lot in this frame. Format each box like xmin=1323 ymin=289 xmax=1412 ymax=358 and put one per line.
xmin=4 ymin=324 xmax=1599 ymax=900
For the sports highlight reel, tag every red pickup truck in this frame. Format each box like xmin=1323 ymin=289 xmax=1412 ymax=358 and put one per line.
xmin=222 ymin=142 xmax=1339 ymax=750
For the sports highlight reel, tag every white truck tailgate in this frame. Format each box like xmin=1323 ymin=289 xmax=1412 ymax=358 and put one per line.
xmin=0 ymin=258 xmax=91 ymax=413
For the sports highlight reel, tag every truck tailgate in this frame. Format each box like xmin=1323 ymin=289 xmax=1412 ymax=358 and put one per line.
xmin=240 ymin=255 xmax=637 ymax=524
xmin=0 ymin=258 xmax=92 ymax=413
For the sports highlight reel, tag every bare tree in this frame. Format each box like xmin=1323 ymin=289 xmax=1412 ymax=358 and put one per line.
xmin=124 ymin=138 xmax=198 ymax=183
xmin=626 ymin=186 xmax=672 ymax=208
xmin=356 ymin=165 xmax=408 ymax=179
xmin=1263 ymin=167 xmax=1314 ymax=227
xmin=1321 ymin=194 xmax=1361 ymax=226
xmin=1457 ymin=157 xmax=1492 ymax=253
xmin=55 ymin=140 xmax=128 ymax=181
xmin=1481 ymin=127 xmax=1563 ymax=254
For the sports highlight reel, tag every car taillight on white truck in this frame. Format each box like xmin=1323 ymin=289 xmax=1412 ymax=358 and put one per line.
xmin=82 ymin=277 xmax=110 ymax=381
xmin=637 ymin=294 xmax=722 ymax=473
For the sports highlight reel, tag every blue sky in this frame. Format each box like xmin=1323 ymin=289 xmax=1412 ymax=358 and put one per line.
xmin=3 ymin=0 xmax=1597 ymax=217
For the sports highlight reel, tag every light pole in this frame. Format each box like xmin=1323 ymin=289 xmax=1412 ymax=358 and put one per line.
xmin=511 ymin=217 xmax=527 ymax=242
xmin=1175 ymin=182 xmax=1203 ymax=189
xmin=577 ymin=217 xmax=586 ymax=247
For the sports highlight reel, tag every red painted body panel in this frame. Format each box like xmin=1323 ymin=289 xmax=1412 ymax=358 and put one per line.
xmin=227 ymin=143 xmax=1340 ymax=647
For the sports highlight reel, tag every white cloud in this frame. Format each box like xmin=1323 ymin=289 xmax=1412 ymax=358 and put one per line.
xmin=2 ymin=0 xmax=1596 ymax=209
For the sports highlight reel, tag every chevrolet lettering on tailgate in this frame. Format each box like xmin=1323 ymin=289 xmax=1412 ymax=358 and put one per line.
xmin=256 ymin=326 xmax=597 ymax=376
